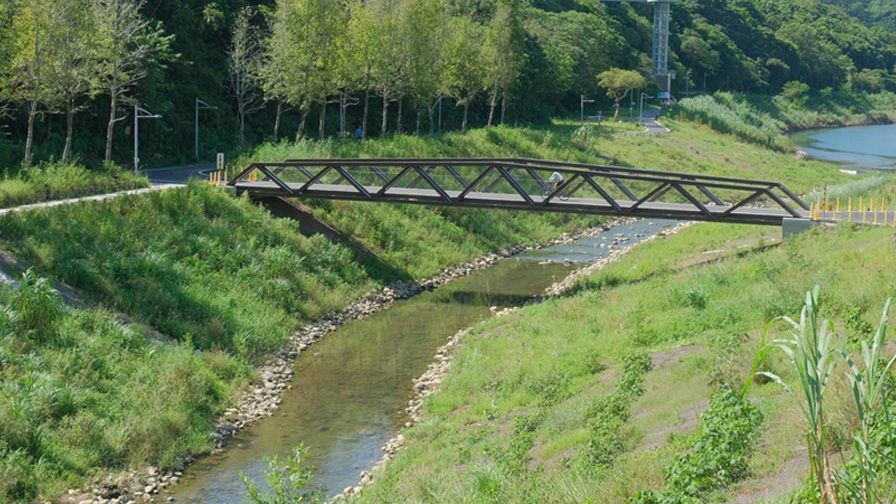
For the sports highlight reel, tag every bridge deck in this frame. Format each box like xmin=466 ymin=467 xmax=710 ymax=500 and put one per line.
xmin=234 ymin=181 xmax=805 ymax=226
xmin=230 ymin=158 xmax=810 ymax=227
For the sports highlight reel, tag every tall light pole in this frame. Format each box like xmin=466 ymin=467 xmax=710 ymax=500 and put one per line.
xmin=638 ymin=92 xmax=649 ymax=124
xmin=195 ymin=98 xmax=218 ymax=162
xmin=134 ymin=106 xmax=162 ymax=173
xmin=580 ymin=95 xmax=595 ymax=125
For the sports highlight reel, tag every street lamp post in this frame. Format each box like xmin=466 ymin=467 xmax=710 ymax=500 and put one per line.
xmin=580 ymin=95 xmax=594 ymax=125
xmin=195 ymin=98 xmax=218 ymax=162
xmin=134 ymin=105 xmax=162 ymax=173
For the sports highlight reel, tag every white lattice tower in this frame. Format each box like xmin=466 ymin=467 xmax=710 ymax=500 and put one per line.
xmin=602 ymin=0 xmax=676 ymax=91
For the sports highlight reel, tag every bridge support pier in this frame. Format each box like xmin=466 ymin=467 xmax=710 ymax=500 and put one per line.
xmin=782 ymin=218 xmax=820 ymax=239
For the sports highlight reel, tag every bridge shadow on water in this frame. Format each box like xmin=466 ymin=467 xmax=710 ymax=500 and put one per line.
xmin=436 ymin=289 xmax=534 ymax=307
xmin=257 ymin=196 xmax=413 ymax=284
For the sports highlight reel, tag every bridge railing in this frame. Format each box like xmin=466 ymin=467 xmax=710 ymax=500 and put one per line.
xmin=230 ymin=158 xmax=808 ymax=226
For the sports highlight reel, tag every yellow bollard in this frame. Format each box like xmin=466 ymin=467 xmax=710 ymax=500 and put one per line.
xmin=224 ymin=171 xmax=228 ymax=185
xmin=849 ymin=197 xmax=852 ymax=222
xmin=825 ymin=195 xmax=829 ymax=212
xmin=860 ymin=196 xmax=863 ymax=213
xmin=809 ymin=203 xmax=814 ymax=220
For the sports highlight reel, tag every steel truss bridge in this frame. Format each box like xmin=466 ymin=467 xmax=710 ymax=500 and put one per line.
xmin=230 ymin=158 xmax=809 ymax=227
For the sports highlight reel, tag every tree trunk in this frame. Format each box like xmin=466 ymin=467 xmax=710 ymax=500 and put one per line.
xmin=396 ymin=98 xmax=403 ymax=134
xmin=501 ymin=90 xmax=507 ymax=124
xmin=362 ymin=87 xmax=369 ymax=140
xmin=239 ymin=111 xmax=246 ymax=152
xmin=613 ymin=99 xmax=621 ymax=121
xmin=273 ymin=100 xmax=282 ymax=143
xmin=105 ymin=90 xmax=118 ymax=163
xmin=428 ymin=101 xmax=436 ymax=134
xmin=462 ymin=101 xmax=469 ymax=133
xmin=381 ymin=97 xmax=388 ymax=137
xmin=24 ymin=99 xmax=38 ymax=167
xmin=319 ymin=100 xmax=326 ymax=141
xmin=63 ymin=99 xmax=74 ymax=163
xmin=296 ymin=108 xmax=308 ymax=142
xmin=487 ymin=87 xmax=498 ymax=128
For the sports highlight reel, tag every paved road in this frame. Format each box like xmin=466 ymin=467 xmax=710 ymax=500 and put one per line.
xmin=143 ymin=163 xmax=215 ymax=185
xmin=639 ymin=107 xmax=671 ymax=134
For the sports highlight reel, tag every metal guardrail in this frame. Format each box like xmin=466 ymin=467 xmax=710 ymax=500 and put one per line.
xmin=230 ymin=158 xmax=809 ymax=226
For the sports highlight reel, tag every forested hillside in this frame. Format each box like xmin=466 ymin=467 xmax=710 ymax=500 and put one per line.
xmin=0 ymin=0 xmax=894 ymax=171
xmin=818 ymin=0 xmax=896 ymax=30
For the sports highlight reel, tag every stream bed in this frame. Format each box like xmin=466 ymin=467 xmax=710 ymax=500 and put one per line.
xmin=162 ymin=218 xmax=678 ymax=503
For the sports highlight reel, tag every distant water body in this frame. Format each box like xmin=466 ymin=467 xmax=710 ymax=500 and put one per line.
xmin=789 ymin=124 xmax=896 ymax=173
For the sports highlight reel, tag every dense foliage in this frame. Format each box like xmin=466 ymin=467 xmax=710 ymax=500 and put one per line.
xmin=634 ymin=386 xmax=764 ymax=504
xmin=819 ymin=0 xmax=896 ymax=31
xmin=1 ymin=0 xmax=895 ymax=170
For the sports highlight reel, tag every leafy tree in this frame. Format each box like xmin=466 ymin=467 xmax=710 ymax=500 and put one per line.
xmin=596 ymin=67 xmax=646 ymax=121
xmin=0 ymin=1 xmax=16 ymax=118
xmin=6 ymin=0 xmax=66 ymax=166
xmin=266 ymin=0 xmax=312 ymax=141
xmin=47 ymin=0 xmax=95 ymax=163
xmin=483 ymin=0 xmax=525 ymax=128
xmin=228 ymin=6 xmax=264 ymax=152
xmin=442 ymin=14 xmax=486 ymax=132
xmin=269 ymin=0 xmax=347 ymax=141
xmin=256 ymin=10 xmax=291 ymax=143
xmin=345 ymin=0 xmax=376 ymax=139
xmin=91 ymin=0 xmax=174 ymax=164
xmin=402 ymin=0 xmax=446 ymax=134
xmin=369 ymin=0 xmax=406 ymax=137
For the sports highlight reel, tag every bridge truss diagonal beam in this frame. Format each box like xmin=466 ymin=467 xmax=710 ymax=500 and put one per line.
xmin=231 ymin=158 xmax=809 ymax=227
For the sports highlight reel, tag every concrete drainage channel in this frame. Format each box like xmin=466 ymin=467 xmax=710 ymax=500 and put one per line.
xmin=64 ymin=217 xmax=686 ymax=504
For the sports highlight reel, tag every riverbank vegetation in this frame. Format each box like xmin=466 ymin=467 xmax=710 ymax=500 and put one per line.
xmin=345 ymin=215 xmax=896 ymax=504
xmin=670 ymin=91 xmax=896 ymax=151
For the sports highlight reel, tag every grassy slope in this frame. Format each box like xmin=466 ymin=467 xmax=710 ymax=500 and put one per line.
xmin=348 ymin=218 xmax=896 ymax=504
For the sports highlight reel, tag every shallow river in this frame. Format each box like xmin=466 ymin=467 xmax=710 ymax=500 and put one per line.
xmin=789 ymin=123 xmax=896 ymax=173
xmin=163 ymin=218 xmax=678 ymax=503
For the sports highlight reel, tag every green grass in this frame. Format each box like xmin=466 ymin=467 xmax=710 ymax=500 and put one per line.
xmin=0 ymin=273 xmax=244 ymax=502
xmin=346 ymin=216 xmax=896 ymax=504
xmin=0 ymin=160 xmax=148 ymax=209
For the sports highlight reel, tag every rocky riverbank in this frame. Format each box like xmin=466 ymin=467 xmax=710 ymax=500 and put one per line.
xmin=63 ymin=222 xmax=631 ymax=504
xmin=336 ymin=220 xmax=693 ymax=500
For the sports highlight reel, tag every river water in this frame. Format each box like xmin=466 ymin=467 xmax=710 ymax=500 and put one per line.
xmin=789 ymin=124 xmax=896 ymax=173
xmin=163 ymin=218 xmax=678 ymax=503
